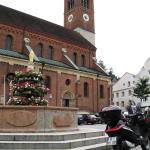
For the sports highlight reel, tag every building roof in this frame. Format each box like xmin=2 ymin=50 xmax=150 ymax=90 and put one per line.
xmin=0 ymin=5 xmax=96 ymax=50
xmin=0 ymin=48 xmax=107 ymax=76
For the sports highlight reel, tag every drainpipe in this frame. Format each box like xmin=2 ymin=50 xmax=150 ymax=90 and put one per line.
xmin=109 ymin=80 xmax=112 ymax=105
xmin=97 ymin=74 xmax=99 ymax=112
xmin=4 ymin=74 xmax=5 ymax=105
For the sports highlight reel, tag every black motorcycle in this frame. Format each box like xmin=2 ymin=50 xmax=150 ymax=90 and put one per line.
xmin=99 ymin=105 xmax=149 ymax=150
xmin=126 ymin=112 xmax=150 ymax=149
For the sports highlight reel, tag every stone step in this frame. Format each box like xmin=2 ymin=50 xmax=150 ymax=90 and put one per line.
xmin=0 ymin=131 xmax=105 ymax=141
xmin=70 ymin=143 xmax=112 ymax=150
xmin=0 ymin=135 xmax=108 ymax=149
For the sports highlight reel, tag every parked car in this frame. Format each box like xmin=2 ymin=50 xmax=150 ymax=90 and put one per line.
xmin=93 ymin=113 xmax=104 ymax=124
xmin=77 ymin=114 xmax=84 ymax=125
xmin=82 ymin=114 xmax=97 ymax=125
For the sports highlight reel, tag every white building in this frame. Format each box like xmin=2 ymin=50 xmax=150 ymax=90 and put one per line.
xmin=113 ymin=72 xmax=139 ymax=111
xmin=135 ymin=57 xmax=150 ymax=107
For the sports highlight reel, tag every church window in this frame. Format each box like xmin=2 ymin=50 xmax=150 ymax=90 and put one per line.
xmin=5 ymin=35 xmax=13 ymax=50
xmin=122 ymin=91 xmax=124 ymax=97
xmin=65 ymin=79 xmax=71 ymax=86
xmin=81 ymin=54 xmax=85 ymax=66
xmin=36 ymin=43 xmax=43 ymax=57
xmin=81 ymin=0 xmax=89 ymax=9
xmin=99 ymin=84 xmax=104 ymax=98
xmin=45 ymin=76 xmax=51 ymax=89
xmin=73 ymin=52 xmax=77 ymax=64
xmin=48 ymin=46 xmax=53 ymax=59
xmin=68 ymin=0 xmax=74 ymax=10
xmin=84 ymin=82 xmax=89 ymax=97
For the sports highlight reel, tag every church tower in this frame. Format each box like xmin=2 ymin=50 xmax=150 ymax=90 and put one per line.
xmin=64 ymin=0 xmax=95 ymax=45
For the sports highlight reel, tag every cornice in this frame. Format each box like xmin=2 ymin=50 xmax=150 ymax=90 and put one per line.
xmin=0 ymin=54 xmax=110 ymax=82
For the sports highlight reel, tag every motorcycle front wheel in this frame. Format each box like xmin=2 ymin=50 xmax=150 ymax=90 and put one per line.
xmin=112 ymin=141 xmax=130 ymax=150
xmin=143 ymin=136 xmax=150 ymax=150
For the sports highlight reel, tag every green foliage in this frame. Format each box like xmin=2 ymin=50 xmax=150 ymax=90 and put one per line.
xmin=98 ymin=60 xmax=107 ymax=71
xmin=108 ymin=68 xmax=119 ymax=82
xmin=133 ymin=78 xmax=150 ymax=102
xmin=98 ymin=60 xmax=119 ymax=82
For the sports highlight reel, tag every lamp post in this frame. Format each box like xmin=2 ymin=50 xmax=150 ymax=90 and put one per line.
xmin=108 ymin=80 xmax=113 ymax=105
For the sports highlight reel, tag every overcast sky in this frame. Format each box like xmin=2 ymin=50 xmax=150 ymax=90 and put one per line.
xmin=0 ymin=0 xmax=150 ymax=77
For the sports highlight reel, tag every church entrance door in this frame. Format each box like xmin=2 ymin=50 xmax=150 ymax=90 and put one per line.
xmin=62 ymin=91 xmax=75 ymax=107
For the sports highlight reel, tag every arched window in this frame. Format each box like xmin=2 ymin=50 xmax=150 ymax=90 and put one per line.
xmin=36 ymin=43 xmax=43 ymax=57
xmin=99 ymin=84 xmax=104 ymax=98
xmin=48 ymin=46 xmax=53 ymax=59
xmin=45 ymin=76 xmax=51 ymax=89
xmin=5 ymin=35 xmax=13 ymax=50
xmin=68 ymin=0 xmax=74 ymax=10
xmin=81 ymin=0 xmax=89 ymax=9
xmin=73 ymin=52 xmax=77 ymax=64
xmin=81 ymin=54 xmax=85 ymax=66
xmin=84 ymin=82 xmax=89 ymax=97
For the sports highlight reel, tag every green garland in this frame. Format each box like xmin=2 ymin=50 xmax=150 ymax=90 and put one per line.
xmin=8 ymin=69 xmax=49 ymax=106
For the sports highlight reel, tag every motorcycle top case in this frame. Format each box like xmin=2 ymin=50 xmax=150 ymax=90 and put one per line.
xmin=99 ymin=105 xmax=122 ymax=123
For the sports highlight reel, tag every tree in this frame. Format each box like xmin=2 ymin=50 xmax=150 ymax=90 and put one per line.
xmin=133 ymin=78 xmax=150 ymax=102
xmin=98 ymin=60 xmax=119 ymax=82
xmin=108 ymin=68 xmax=119 ymax=82
xmin=98 ymin=60 xmax=107 ymax=71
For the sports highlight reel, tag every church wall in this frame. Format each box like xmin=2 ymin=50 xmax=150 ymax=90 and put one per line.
xmin=0 ymin=24 xmax=24 ymax=53
xmin=42 ymin=69 xmax=58 ymax=106
xmin=76 ymin=76 xmax=94 ymax=112
xmin=0 ymin=59 xmax=110 ymax=112
xmin=98 ymin=80 xmax=110 ymax=109
xmin=0 ymin=3 xmax=110 ymax=113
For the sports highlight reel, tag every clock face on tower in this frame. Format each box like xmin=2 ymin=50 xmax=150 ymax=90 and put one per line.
xmin=83 ymin=13 xmax=89 ymax=22
xmin=68 ymin=14 xmax=74 ymax=22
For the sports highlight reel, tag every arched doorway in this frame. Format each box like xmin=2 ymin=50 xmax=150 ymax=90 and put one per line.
xmin=62 ymin=91 xmax=75 ymax=107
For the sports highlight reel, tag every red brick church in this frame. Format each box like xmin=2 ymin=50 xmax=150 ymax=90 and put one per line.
xmin=0 ymin=0 xmax=110 ymax=112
